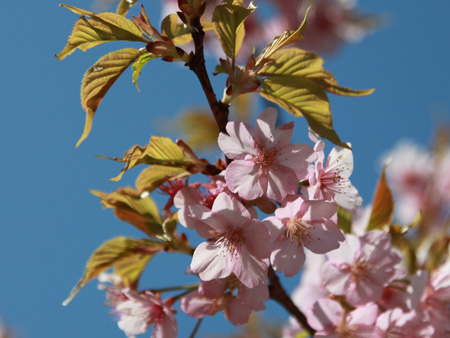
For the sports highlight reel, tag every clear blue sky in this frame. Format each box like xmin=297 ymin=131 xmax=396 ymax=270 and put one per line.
xmin=1 ymin=1 xmax=449 ymax=337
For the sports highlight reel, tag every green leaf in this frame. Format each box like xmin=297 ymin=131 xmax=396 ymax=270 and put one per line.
xmin=98 ymin=136 xmax=196 ymax=181
xmin=161 ymin=14 xmax=192 ymax=45
xmin=259 ymin=48 xmax=374 ymax=97
xmin=212 ymin=1 xmax=257 ymax=59
xmin=259 ymin=76 xmax=347 ymax=147
xmin=255 ymin=7 xmax=310 ymax=67
xmin=91 ymin=187 xmax=165 ymax=237
xmin=136 ymin=165 xmax=191 ymax=194
xmin=114 ymin=254 xmax=152 ymax=289
xmin=162 ymin=211 xmax=179 ymax=236
xmin=132 ymin=53 xmax=156 ymax=92
xmin=63 ymin=236 xmax=164 ymax=305
xmin=257 ymin=48 xmax=374 ymax=147
xmin=56 ymin=5 xmax=147 ymax=60
xmin=337 ymin=206 xmax=353 ymax=234
xmin=77 ymin=48 xmax=142 ymax=147
xmin=366 ymin=163 xmax=394 ymax=231
xmin=116 ymin=0 xmax=138 ymax=16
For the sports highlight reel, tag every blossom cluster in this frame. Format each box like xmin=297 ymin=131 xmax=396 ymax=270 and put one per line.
xmin=284 ymin=232 xmax=450 ymax=338
xmin=100 ymin=107 xmax=365 ymax=336
xmin=98 ymin=109 xmax=450 ymax=338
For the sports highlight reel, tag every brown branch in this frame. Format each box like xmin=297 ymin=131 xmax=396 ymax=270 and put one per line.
xmin=268 ymin=266 xmax=315 ymax=336
xmin=187 ymin=18 xmax=230 ymax=134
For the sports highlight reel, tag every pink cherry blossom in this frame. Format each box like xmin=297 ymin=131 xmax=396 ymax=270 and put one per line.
xmin=181 ymin=277 xmax=269 ymax=326
xmin=97 ymin=274 xmax=177 ymax=338
xmin=291 ymin=252 xmax=329 ymax=314
xmin=263 ymin=195 xmax=344 ymax=277
xmin=308 ymin=133 xmax=362 ymax=213
xmin=218 ymin=108 xmax=316 ymax=202
xmin=322 ymin=230 xmax=406 ymax=306
xmin=385 ymin=141 xmax=435 ymax=224
xmin=376 ymin=308 xmax=434 ymax=338
xmin=417 ymin=258 xmax=450 ymax=336
xmin=307 ymin=299 xmax=383 ymax=337
xmin=189 ymin=192 xmax=271 ymax=288
xmin=115 ymin=290 xmax=177 ymax=338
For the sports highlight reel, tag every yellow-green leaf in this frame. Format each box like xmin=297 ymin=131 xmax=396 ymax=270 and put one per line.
xmin=59 ymin=4 xmax=95 ymax=17
xmin=315 ymin=70 xmax=375 ymax=97
xmin=63 ymin=236 xmax=164 ymax=305
xmin=259 ymin=76 xmax=347 ymax=147
xmin=114 ymin=254 xmax=151 ymax=289
xmin=366 ymin=163 xmax=394 ymax=231
xmin=162 ymin=211 xmax=179 ymax=236
xmin=337 ymin=206 xmax=353 ymax=234
xmin=212 ymin=1 xmax=257 ymax=59
xmin=161 ymin=14 xmax=192 ymax=45
xmin=136 ymin=165 xmax=191 ymax=194
xmin=99 ymin=136 xmax=196 ymax=181
xmin=57 ymin=5 xmax=147 ymax=60
xmin=259 ymin=48 xmax=374 ymax=97
xmin=77 ymin=48 xmax=142 ymax=147
xmin=91 ymin=187 xmax=164 ymax=237
xmin=259 ymin=48 xmax=324 ymax=78
xmin=132 ymin=53 xmax=156 ymax=91
xmin=175 ymin=109 xmax=219 ymax=150
xmin=116 ymin=0 xmax=138 ymax=16
xmin=255 ymin=7 xmax=310 ymax=67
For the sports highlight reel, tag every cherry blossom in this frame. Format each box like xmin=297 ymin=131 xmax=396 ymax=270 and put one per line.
xmin=376 ymin=308 xmax=434 ymax=338
xmin=417 ymin=258 xmax=450 ymax=336
xmin=322 ymin=230 xmax=406 ymax=306
xmin=308 ymin=133 xmax=362 ymax=213
xmin=115 ymin=290 xmax=177 ymax=338
xmin=188 ymin=192 xmax=271 ymax=288
xmin=181 ymin=277 xmax=269 ymax=325
xmin=218 ymin=108 xmax=316 ymax=202
xmin=385 ymin=141 xmax=435 ymax=224
xmin=97 ymin=274 xmax=177 ymax=338
xmin=263 ymin=195 xmax=344 ymax=277
xmin=307 ymin=299 xmax=383 ymax=337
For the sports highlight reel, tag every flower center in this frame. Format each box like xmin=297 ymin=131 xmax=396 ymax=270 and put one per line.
xmin=350 ymin=258 xmax=371 ymax=281
xmin=215 ymin=229 xmax=245 ymax=258
xmin=254 ymin=146 xmax=278 ymax=173
xmin=286 ymin=217 xmax=314 ymax=246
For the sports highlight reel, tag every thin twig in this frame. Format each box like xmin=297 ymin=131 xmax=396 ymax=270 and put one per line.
xmin=268 ymin=266 xmax=315 ymax=336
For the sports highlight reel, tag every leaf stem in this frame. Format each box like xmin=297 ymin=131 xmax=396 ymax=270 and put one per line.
xmin=268 ymin=266 xmax=315 ymax=336
xmin=149 ymin=283 xmax=199 ymax=293
xmin=189 ymin=318 xmax=204 ymax=338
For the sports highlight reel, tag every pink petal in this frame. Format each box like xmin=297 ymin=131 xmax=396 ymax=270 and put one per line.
xmin=243 ymin=219 xmax=271 ymax=259
xmin=254 ymin=107 xmax=278 ymax=146
xmin=218 ymin=122 xmax=256 ymax=159
xmin=322 ymin=262 xmax=352 ymax=296
xmin=326 ymin=146 xmax=354 ymax=179
xmin=152 ymin=314 xmax=177 ymax=338
xmin=301 ymin=200 xmax=337 ymax=222
xmin=191 ymin=242 xmax=233 ymax=281
xmin=237 ymin=282 xmax=268 ymax=311
xmin=211 ymin=192 xmax=251 ymax=220
xmin=277 ymin=143 xmax=316 ymax=178
xmin=225 ymin=160 xmax=264 ymax=200
xmin=262 ymin=217 xmax=285 ymax=243
xmin=271 ymin=239 xmax=306 ymax=277
xmin=347 ymin=303 xmax=379 ymax=326
xmin=232 ymin=248 xmax=268 ymax=288
xmin=307 ymin=299 xmax=343 ymax=331
xmin=225 ymin=299 xmax=252 ymax=326
xmin=302 ymin=222 xmax=343 ymax=254
xmin=266 ymin=165 xmax=298 ymax=201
